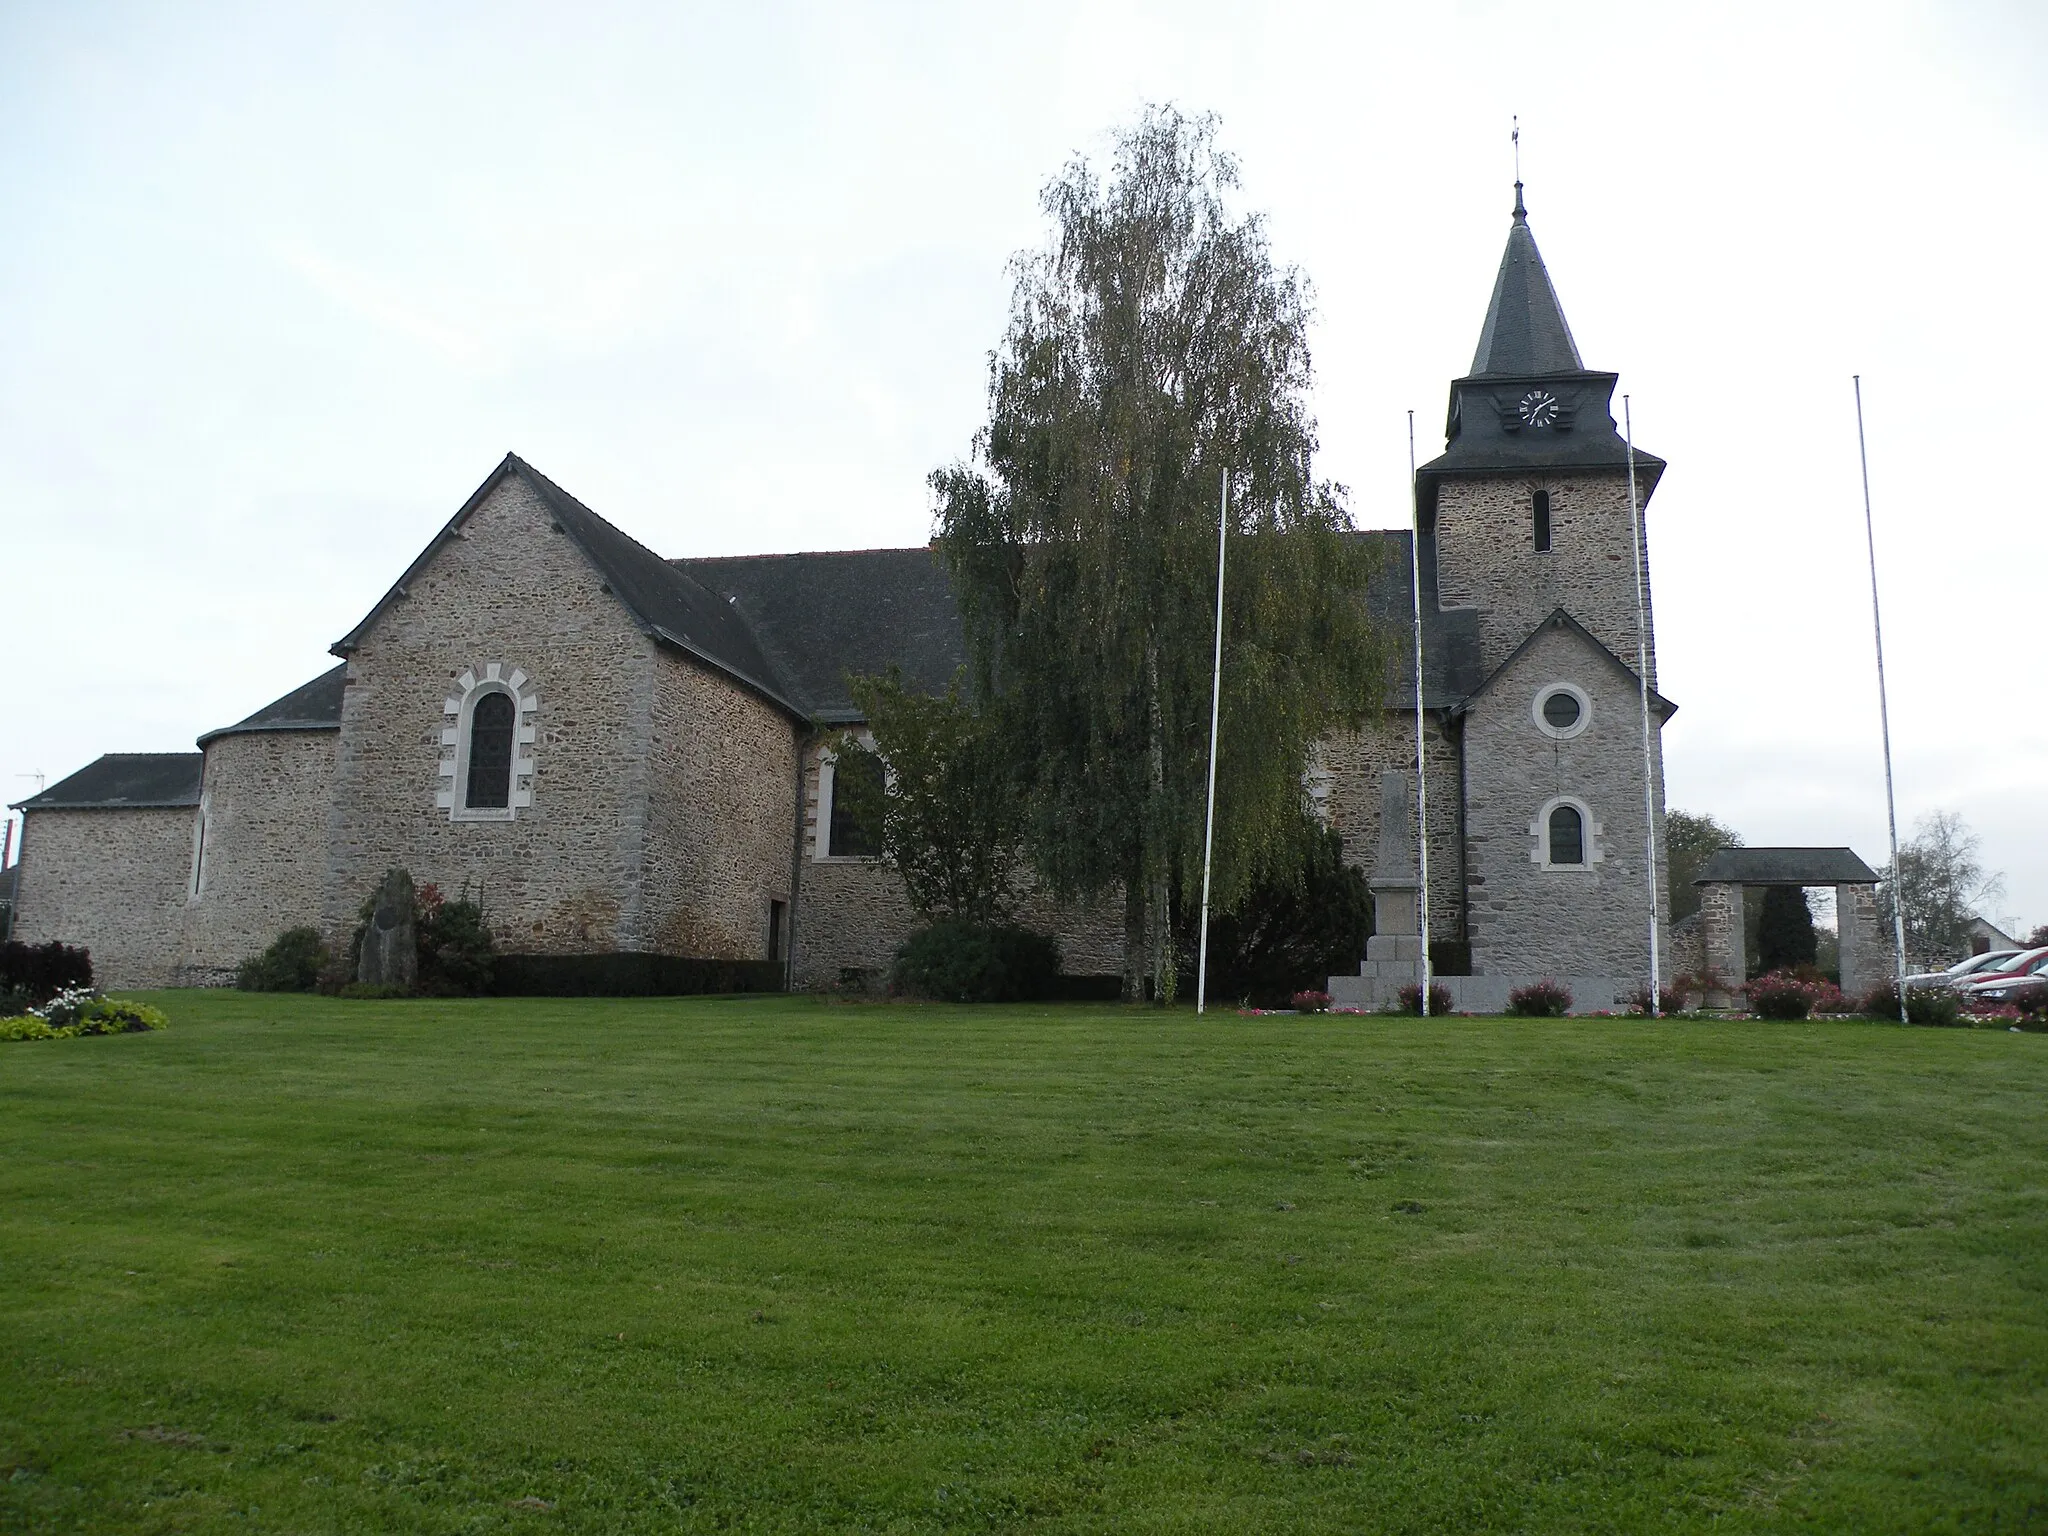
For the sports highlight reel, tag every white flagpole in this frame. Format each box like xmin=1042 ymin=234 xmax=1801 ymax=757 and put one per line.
xmin=1855 ymin=376 xmax=1911 ymax=1023
xmin=1196 ymin=474 xmax=1228 ymax=1015
xmin=1624 ymin=397 xmax=1661 ymax=1015
xmin=1409 ymin=413 xmax=1431 ymax=1015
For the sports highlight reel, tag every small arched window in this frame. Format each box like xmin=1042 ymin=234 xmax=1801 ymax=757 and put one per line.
xmin=1547 ymin=803 xmax=1585 ymax=866
xmin=464 ymin=690 xmax=516 ymax=810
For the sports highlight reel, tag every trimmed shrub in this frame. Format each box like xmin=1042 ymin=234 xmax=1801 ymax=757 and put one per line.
xmin=1394 ymin=982 xmax=1455 ymax=1016
xmin=892 ymin=922 xmax=1060 ymax=1003
xmin=1290 ymin=989 xmax=1332 ymax=1013
xmin=0 ymin=939 xmax=92 ymax=1007
xmin=1746 ymin=971 xmax=1817 ymax=1020
xmin=1506 ymin=979 xmax=1572 ymax=1017
xmin=237 ymin=927 xmax=328 ymax=992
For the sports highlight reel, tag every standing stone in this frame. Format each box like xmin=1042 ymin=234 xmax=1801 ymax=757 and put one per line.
xmin=356 ymin=867 xmax=418 ymax=992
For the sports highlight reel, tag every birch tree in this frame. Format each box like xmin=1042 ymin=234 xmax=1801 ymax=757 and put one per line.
xmin=932 ymin=107 xmax=1387 ymax=1002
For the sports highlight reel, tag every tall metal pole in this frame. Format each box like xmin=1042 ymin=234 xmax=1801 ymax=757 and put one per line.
xmin=1855 ymin=376 xmax=1911 ymax=1023
xmin=1408 ymin=413 xmax=1432 ymax=1014
xmin=1624 ymin=398 xmax=1661 ymax=1015
xmin=1196 ymin=474 xmax=1228 ymax=1015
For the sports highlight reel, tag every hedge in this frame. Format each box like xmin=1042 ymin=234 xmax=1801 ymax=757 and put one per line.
xmin=489 ymin=953 xmax=786 ymax=998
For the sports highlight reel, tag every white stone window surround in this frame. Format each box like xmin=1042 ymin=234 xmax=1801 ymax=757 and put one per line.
xmin=813 ymin=732 xmax=886 ymax=861
xmin=1531 ymin=794 xmax=1604 ymax=871
xmin=438 ymin=664 xmax=539 ymax=822
xmin=1532 ymin=680 xmax=1592 ymax=740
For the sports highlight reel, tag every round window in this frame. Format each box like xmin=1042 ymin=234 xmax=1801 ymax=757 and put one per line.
xmin=1532 ymin=683 xmax=1591 ymax=738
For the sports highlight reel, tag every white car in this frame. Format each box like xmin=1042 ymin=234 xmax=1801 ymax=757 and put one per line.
xmin=1905 ymin=950 xmax=2022 ymax=991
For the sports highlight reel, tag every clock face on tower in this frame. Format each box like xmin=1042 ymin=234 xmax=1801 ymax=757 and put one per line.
xmin=1518 ymin=389 xmax=1560 ymax=428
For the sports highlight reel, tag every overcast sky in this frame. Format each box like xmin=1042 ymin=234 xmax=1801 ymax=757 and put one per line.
xmin=3 ymin=0 xmax=2043 ymax=931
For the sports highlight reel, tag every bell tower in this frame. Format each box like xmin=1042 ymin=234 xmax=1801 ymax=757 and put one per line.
xmin=1416 ymin=183 xmax=1665 ymax=678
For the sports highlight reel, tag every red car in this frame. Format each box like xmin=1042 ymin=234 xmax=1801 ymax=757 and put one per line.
xmin=1961 ymin=948 xmax=2048 ymax=1002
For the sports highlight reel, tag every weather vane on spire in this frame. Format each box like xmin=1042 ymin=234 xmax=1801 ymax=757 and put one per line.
xmin=1511 ymin=115 xmax=1526 ymax=220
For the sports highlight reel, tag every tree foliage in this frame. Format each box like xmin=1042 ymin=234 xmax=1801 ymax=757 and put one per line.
xmin=931 ymin=106 xmax=1387 ymax=1001
xmin=832 ymin=672 xmax=1025 ymax=925
xmin=1173 ymin=824 xmax=1370 ymax=1007
xmin=1665 ymin=809 xmax=1741 ymax=924
xmin=1880 ymin=810 xmax=2005 ymax=970
xmin=1754 ymin=886 xmax=1818 ymax=976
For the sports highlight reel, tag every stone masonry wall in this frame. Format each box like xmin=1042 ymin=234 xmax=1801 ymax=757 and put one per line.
xmin=788 ymin=740 xmax=1124 ymax=991
xmin=323 ymin=476 xmax=660 ymax=953
xmin=13 ymin=808 xmax=197 ymax=989
xmin=178 ymin=729 xmax=338 ymax=981
xmin=641 ymin=649 xmax=799 ymax=959
xmin=1460 ymin=621 xmax=1670 ymax=982
xmin=1320 ymin=713 xmax=1465 ymax=945
xmin=1433 ymin=469 xmax=1659 ymax=683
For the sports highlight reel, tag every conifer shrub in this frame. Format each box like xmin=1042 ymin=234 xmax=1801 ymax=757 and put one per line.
xmin=892 ymin=922 xmax=1060 ymax=1003
xmin=1506 ymin=979 xmax=1572 ymax=1017
xmin=236 ymin=927 xmax=328 ymax=992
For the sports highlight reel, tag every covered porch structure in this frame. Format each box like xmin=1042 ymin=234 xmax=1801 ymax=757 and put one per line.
xmin=1693 ymin=847 xmax=1887 ymax=1006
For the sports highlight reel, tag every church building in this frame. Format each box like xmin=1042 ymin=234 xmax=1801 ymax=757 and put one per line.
xmin=11 ymin=186 xmax=1672 ymax=1006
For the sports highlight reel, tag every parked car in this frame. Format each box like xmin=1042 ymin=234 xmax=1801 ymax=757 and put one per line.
xmin=1971 ymin=972 xmax=2048 ymax=1011
xmin=1960 ymin=948 xmax=2048 ymax=1000
xmin=1906 ymin=949 xmax=2023 ymax=991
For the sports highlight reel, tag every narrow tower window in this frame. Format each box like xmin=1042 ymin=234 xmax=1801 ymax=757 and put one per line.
xmin=1533 ymin=489 xmax=1552 ymax=553
xmin=1547 ymin=803 xmax=1584 ymax=866
xmin=464 ymin=691 xmax=516 ymax=810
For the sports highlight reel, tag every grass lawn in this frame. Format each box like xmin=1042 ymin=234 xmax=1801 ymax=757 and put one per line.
xmin=2 ymin=994 xmax=2045 ymax=1533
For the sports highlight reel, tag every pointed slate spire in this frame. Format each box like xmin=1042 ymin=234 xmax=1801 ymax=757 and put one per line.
xmin=1468 ymin=182 xmax=1584 ymax=377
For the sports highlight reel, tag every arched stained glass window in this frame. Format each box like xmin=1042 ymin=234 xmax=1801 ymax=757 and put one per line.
xmin=465 ymin=691 xmax=516 ymax=810
xmin=1547 ymin=803 xmax=1584 ymax=866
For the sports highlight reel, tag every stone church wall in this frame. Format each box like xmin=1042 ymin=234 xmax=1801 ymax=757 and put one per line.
xmin=323 ymin=476 xmax=660 ymax=953
xmin=788 ymin=741 xmax=1124 ymax=992
xmin=177 ymin=728 xmax=338 ymax=982
xmin=1433 ymin=469 xmax=1659 ymax=681
xmin=1459 ymin=621 xmax=1669 ymax=982
xmin=641 ymin=650 xmax=798 ymax=959
xmin=1321 ymin=714 xmax=1466 ymax=945
xmin=13 ymin=808 xmax=195 ymax=989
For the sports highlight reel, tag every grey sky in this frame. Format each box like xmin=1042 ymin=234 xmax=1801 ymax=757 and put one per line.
xmin=4 ymin=1 xmax=2043 ymax=928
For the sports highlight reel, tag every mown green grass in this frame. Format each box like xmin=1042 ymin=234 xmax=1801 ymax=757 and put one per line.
xmin=1 ymin=993 xmax=2044 ymax=1533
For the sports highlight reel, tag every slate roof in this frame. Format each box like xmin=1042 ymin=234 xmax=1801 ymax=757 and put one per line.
xmin=674 ymin=548 xmax=968 ymax=723
xmin=1416 ymin=187 xmax=1667 ymax=493
xmin=335 ymin=454 xmax=802 ymax=717
xmin=11 ymin=754 xmax=203 ymax=811
xmin=1470 ymin=184 xmax=1584 ymax=378
xmin=1693 ymin=847 xmax=1883 ymax=886
xmin=197 ymin=663 xmax=347 ymax=746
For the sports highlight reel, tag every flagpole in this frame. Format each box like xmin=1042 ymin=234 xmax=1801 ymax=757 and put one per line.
xmin=1196 ymin=473 xmax=1228 ymax=1015
xmin=1409 ymin=413 xmax=1431 ymax=1015
xmin=1855 ymin=376 xmax=1911 ymax=1023
xmin=1624 ymin=397 xmax=1661 ymax=1015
